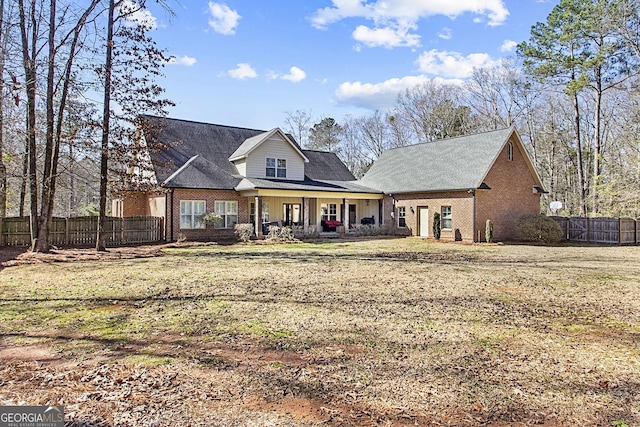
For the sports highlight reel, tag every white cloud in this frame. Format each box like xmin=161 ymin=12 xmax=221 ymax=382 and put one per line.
xmin=437 ymin=27 xmax=452 ymax=40
xmin=501 ymin=39 xmax=518 ymax=53
xmin=335 ymin=75 xmax=463 ymax=110
xmin=352 ymin=24 xmax=420 ymax=48
xmin=168 ymin=55 xmax=197 ymax=66
xmin=227 ymin=63 xmax=257 ymax=79
xmin=416 ymin=49 xmax=499 ymax=78
xmin=268 ymin=66 xmax=307 ymax=83
xmin=310 ymin=0 xmax=509 ymax=31
xmin=208 ymin=2 xmax=241 ymax=35
xmin=118 ymin=0 xmax=157 ymax=30
xmin=281 ymin=66 xmax=307 ymax=83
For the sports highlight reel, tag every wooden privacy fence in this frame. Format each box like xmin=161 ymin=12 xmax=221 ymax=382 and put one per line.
xmin=551 ymin=216 xmax=640 ymax=245
xmin=0 ymin=216 xmax=164 ymax=247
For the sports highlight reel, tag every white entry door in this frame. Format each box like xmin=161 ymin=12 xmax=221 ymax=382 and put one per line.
xmin=419 ymin=208 xmax=429 ymax=237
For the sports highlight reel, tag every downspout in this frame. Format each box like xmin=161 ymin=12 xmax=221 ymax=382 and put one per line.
xmin=471 ymin=189 xmax=476 ymax=243
xmin=163 ymin=189 xmax=168 ymax=242
xmin=169 ymin=188 xmax=174 ymax=242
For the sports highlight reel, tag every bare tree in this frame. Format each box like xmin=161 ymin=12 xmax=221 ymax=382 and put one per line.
xmin=395 ymin=80 xmax=476 ymax=143
xmin=283 ymin=109 xmax=312 ymax=147
xmin=96 ymin=0 xmax=174 ymax=251
xmin=16 ymin=0 xmax=101 ymax=251
xmin=465 ymin=60 xmax=540 ymax=130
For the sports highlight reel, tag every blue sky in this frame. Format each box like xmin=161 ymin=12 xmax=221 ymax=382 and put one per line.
xmin=144 ymin=0 xmax=558 ymax=130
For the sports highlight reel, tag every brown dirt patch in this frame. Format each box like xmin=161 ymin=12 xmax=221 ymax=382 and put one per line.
xmin=0 ymin=241 xmax=218 ymax=267
xmin=0 ymin=343 xmax=62 ymax=364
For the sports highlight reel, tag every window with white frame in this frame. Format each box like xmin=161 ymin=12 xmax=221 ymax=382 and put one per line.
xmin=397 ymin=206 xmax=406 ymax=227
xmin=180 ymin=200 xmax=206 ymax=229
xmin=507 ymin=142 xmax=513 ymax=161
xmin=214 ymin=201 xmax=238 ymax=229
xmin=266 ymin=157 xmax=287 ymax=178
xmin=277 ymin=159 xmax=286 ymax=177
xmin=249 ymin=202 xmax=269 ymax=224
xmin=441 ymin=206 xmax=452 ymax=229
xmin=321 ymin=203 xmax=338 ymax=221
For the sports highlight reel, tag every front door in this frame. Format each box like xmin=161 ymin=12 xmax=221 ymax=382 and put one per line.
xmin=283 ymin=203 xmax=301 ymax=226
xmin=349 ymin=204 xmax=356 ymax=227
xmin=419 ymin=207 xmax=429 ymax=237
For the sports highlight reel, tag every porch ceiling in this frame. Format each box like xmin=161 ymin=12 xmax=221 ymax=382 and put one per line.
xmin=236 ymin=188 xmax=384 ymax=199
xmin=235 ymin=177 xmax=384 ymax=199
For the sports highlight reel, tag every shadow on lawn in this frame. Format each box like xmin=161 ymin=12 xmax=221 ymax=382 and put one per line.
xmin=172 ymin=248 xmax=531 ymax=266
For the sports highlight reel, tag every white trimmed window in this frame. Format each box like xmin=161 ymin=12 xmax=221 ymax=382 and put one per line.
xmin=266 ymin=157 xmax=287 ymax=178
xmin=321 ymin=203 xmax=338 ymax=221
xmin=180 ymin=200 xmax=206 ymax=229
xmin=214 ymin=201 xmax=238 ymax=229
xmin=507 ymin=142 xmax=513 ymax=161
xmin=397 ymin=206 xmax=406 ymax=228
xmin=441 ymin=206 xmax=452 ymax=229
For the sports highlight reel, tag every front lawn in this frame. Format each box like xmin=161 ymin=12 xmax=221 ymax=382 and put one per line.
xmin=0 ymin=239 xmax=638 ymax=426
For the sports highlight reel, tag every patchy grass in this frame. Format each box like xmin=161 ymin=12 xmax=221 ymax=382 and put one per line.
xmin=0 ymin=238 xmax=639 ymax=426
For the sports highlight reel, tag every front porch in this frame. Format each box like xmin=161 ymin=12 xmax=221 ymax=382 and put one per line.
xmin=240 ymin=190 xmax=385 ymax=238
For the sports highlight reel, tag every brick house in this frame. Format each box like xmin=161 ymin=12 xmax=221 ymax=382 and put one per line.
xmin=114 ymin=117 xmax=543 ymax=242
xmin=113 ymin=116 xmax=385 ymax=241
xmin=359 ymin=127 xmax=545 ymax=241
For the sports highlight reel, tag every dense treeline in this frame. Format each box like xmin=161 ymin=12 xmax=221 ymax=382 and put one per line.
xmin=288 ymin=0 xmax=640 ymax=218
xmin=0 ymin=0 xmax=171 ymax=251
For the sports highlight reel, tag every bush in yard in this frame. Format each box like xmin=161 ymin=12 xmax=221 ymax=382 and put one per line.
xmin=353 ymin=224 xmax=380 ymax=236
xmin=266 ymin=225 xmax=297 ymax=242
xmin=485 ymin=219 xmax=494 ymax=243
xmin=433 ymin=212 xmax=441 ymax=240
xmin=234 ymin=223 xmax=254 ymax=242
xmin=516 ymin=214 xmax=563 ymax=243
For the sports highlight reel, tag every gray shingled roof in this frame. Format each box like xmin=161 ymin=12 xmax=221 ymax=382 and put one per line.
xmin=140 ymin=116 xmax=357 ymax=189
xmin=303 ymin=150 xmax=356 ymax=181
xmin=359 ymin=128 xmax=515 ymax=194
xmin=162 ymin=155 xmax=242 ymax=189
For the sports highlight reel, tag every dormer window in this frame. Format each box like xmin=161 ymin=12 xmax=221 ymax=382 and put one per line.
xmin=266 ymin=157 xmax=286 ymax=178
xmin=507 ymin=142 xmax=513 ymax=161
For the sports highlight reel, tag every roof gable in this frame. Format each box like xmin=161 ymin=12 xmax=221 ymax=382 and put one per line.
xmin=481 ymin=129 xmax=544 ymax=189
xmin=360 ymin=128 xmax=537 ymax=194
xmin=228 ymin=128 xmax=309 ymax=163
xmin=138 ymin=116 xmax=355 ymax=190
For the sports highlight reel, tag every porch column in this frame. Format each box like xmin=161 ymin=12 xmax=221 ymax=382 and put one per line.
xmin=303 ymin=197 xmax=310 ymax=233
xmin=254 ymin=196 xmax=263 ymax=238
xmin=343 ymin=198 xmax=349 ymax=231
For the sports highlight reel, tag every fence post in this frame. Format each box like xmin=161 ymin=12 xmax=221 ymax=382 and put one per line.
xmin=619 ymin=218 xmax=622 ymax=245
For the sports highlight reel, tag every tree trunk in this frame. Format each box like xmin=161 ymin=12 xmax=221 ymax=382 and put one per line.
xmin=0 ymin=0 xmax=7 ymax=219
xmin=18 ymin=0 xmax=39 ymax=250
xmin=35 ymin=0 xmax=58 ymax=252
xmin=19 ymin=145 xmax=27 ymax=217
xmin=570 ymin=61 xmax=587 ymax=217
xmin=592 ymin=66 xmax=603 ymax=215
xmin=97 ymin=0 xmax=115 ymax=252
xmin=68 ymin=139 xmax=75 ymax=216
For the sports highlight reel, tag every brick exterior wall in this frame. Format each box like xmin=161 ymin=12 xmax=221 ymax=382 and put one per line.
xmin=393 ymin=192 xmax=474 ymax=241
xmin=389 ymin=135 xmax=541 ymax=242
xmin=119 ymin=192 xmax=149 ymax=216
xmin=168 ymin=189 xmax=249 ymax=241
xmin=475 ymin=135 xmax=541 ymax=241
